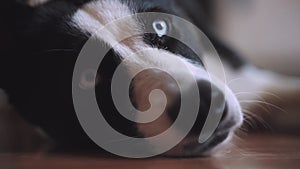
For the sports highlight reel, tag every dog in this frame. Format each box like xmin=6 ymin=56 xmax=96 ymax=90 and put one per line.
xmin=1 ymin=0 xmax=299 ymax=157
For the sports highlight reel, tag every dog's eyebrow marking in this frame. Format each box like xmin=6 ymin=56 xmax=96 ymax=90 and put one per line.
xmin=27 ymin=0 xmax=50 ymax=7
xmin=72 ymin=0 xmax=143 ymax=52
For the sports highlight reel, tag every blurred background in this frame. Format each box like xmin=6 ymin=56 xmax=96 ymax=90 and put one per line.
xmin=212 ymin=0 xmax=300 ymax=135
xmin=214 ymin=0 xmax=300 ymax=76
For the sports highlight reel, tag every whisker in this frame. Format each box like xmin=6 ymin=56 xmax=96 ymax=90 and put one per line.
xmin=242 ymin=117 xmax=257 ymax=129
xmin=235 ymin=91 xmax=267 ymax=102
xmin=243 ymin=109 xmax=273 ymax=131
xmin=238 ymin=128 xmax=248 ymax=134
xmin=232 ymin=133 xmax=245 ymax=143
xmin=235 ymin=92 xmax=273 ymax=112
xmin=226 ymin=142 xmax=248 ymax=157
xmin=240 ymin=100 xmax=288 ymax=114
xmin=253 ymin=91 xmax=283 ymax=101
xmin=240 ymin=101 xmax=271 ymax=114
xmin=227 ymin=77 xmax=246 ymax=87
xmin=242 ymin=111 xmax=270 ymax=131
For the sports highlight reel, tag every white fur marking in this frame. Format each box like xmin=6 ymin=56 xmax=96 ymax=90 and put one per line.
xmin=72 ymin=0 xmax=186 ymax=147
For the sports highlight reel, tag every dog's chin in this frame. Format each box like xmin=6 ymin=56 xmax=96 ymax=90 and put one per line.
xmin=162 ymin=131 xmax=234 ymax=158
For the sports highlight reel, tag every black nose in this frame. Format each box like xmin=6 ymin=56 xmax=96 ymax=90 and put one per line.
xmin=192 ymin=80 xmax=228 ymax=134
xmin=168 ymin=80 xmax=228 ymax=135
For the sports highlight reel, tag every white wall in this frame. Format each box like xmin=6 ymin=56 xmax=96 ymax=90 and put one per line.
xmin=215 ymin=0 xmax=300 ymax=75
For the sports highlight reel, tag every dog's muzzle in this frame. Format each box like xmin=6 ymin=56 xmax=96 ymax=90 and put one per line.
xmin=132 ymin=68 xmax=243 ymax=157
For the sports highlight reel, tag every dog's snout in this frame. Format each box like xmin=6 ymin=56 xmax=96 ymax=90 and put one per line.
xmin=163 ymin=80 xmax=238 ymax=157
xmin=132 ymin=69 xmax=242 ymax=156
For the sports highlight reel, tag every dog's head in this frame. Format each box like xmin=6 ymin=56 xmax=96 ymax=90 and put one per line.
xmin=12 ymin=0 xmax=243 ymax=157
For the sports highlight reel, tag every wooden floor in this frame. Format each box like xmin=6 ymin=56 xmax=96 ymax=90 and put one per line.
xmin=1 ymin=134 xmax=300 ymax=169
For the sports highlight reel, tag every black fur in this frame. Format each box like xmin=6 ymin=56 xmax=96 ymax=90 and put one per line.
xmin=1 ymin=0 xmax=245 ymax=151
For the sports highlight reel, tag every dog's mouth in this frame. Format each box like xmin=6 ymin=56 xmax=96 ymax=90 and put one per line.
xmin=165 ymin=131 xmax=230 ymax=157
xmin=153 ymin=113 xmax=238 ymax=157
xmin=162 ymin=117 xmax=238 ymax=157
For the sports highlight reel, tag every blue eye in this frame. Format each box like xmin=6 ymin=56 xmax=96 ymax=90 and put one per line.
xmin=152 ymin=20 xmax=168 ymax=38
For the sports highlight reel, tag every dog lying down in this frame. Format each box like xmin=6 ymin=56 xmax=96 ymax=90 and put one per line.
xmin=0 ymin=0 xmax=300 ymax=157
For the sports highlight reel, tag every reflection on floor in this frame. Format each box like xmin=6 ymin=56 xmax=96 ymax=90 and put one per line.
xmin=1 ymin=134 xmax=300 ymax=169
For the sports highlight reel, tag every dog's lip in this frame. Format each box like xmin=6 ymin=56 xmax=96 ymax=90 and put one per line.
xmin=176 ymin=115 xmax=240 ymax=157
xmin=161 ymin=130 xmax=230 ymax=157
xmin=183 ymin=131 xmax=230 ymax=154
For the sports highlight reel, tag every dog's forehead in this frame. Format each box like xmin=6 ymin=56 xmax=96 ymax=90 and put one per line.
xmin=26 ymin=0 xmax=185 ymax=37
xmin=22 ymin=0 xmax=204 ymax=68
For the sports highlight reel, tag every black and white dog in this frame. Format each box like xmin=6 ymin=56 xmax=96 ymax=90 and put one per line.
xmin=1 ymin=0 xmax=299 ymax=157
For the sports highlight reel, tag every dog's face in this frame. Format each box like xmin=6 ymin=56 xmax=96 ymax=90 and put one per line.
xmin=14 ymin=0 xmax=243 ymax=157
